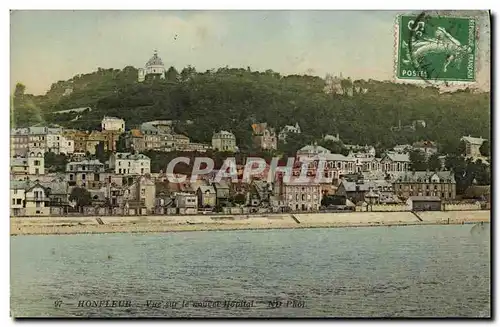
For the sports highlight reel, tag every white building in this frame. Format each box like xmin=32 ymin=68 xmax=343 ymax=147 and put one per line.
xmin=380 ymin=152 xmax=410 ymax=173
xmin=46 ymin=128 xmax=74 ymax=154
xmin=10 ymin=180 xmax=26 ymax=216
xmin=138 ymin=50 xmax=166 ymax=82
xmin=461 ymin=135 xmax=487 ymax=159
xmin=281 ymin=180 xmax=321 ymax=212
xmin=278 ymin=123 xmax=301 ymax=142
xmin=24 ymin=182 xmax=50 ymax=216
xmin=101 ymin=116 xmax=125 ymax=133
xmin=296 ymin=144 xmax=331 ymax=160
xmin=10 ymin=151 xmax=45 ymax=179
xmin=109 ymin=152 xmax=151 ymax=175
xmin=11 ymin=126 xmax=74 ymax=156
xmin=212 ymin=131 xmax=237 ymax=152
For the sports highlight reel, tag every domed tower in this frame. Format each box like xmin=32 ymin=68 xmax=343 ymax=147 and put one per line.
xmin=138 ymin=50 xmax=166 ymax=82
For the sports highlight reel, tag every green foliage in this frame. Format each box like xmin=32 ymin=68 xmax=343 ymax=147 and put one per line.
xmin=232 ymin=193 xmax=246 ymax=205
xmin=11 ymin=66 xmax=490 ymax=155
xmin=317 ymin=139 xmax=349 ymax=156
xmin=445 ymin=155 xmax=490 ymax=194
xmin=94 ymin=142 xmax=111 ymax=164
xmin=44 ymin=152 xmax=68 ymax=172
xmin=427 ymin=153 xmax=441 ymax=171
xmin=69 ymin=187 xmax=92 ymax=208
xmin=480 ymin=140 xmax=490 ymax=157
xmin=409 ymin=150 xmax=427 ymax=171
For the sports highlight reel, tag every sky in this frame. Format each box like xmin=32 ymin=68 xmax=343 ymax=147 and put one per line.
xmin=10 ymin=10 xmax=490 ymax=95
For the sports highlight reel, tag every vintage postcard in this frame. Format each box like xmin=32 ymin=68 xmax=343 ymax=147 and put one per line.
xmin=10 ymin=10 xmax=491 ymax=318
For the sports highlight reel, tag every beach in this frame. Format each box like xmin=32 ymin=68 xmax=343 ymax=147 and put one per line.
xmin=10 ymin=210 xmax=490 ymax=236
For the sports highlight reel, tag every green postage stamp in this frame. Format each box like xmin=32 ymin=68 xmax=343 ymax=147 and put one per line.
xmin=396 ymin=13 xmax=477 ymax=82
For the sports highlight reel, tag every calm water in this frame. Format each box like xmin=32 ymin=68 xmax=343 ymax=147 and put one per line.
xmin=11 ymin=225 xmax=490 ymax=318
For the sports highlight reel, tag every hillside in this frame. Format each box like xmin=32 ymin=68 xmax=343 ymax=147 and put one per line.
xmin=11 ymin=66 xmax=491 ymax=152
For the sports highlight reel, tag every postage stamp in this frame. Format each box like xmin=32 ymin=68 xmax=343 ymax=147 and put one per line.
xmin=395 ymin=13 xmax=477 ymax=83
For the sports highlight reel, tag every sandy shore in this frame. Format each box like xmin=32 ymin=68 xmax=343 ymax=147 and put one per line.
xmin=10 ymin=210 xmax=490 ymax=236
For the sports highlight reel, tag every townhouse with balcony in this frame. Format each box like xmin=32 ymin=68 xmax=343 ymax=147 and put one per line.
xmin=66 ymin=159 xmax=106 ymax=189
xmin=10 ymin=151 xmax=45 ymax=180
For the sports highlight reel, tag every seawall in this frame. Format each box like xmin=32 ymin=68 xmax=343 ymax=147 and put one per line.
xmin=10 ymin=210 xmax=490 ymax=236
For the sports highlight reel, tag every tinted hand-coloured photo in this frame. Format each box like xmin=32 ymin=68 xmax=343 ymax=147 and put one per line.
xmin=10 ymin=10 xmax=491 ymax=318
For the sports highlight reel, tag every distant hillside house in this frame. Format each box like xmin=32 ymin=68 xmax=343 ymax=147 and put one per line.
xmin=461 ymin=135 xmax=487 ymax=159
xmin=138 ymin=50 xmax=166 ymax=82
xmin=412 ymin=140 xmax=438 ymax=158
xmin=212 ymin=131 xmax=237 ymax=152
xmin=278 ymin=123 xmax=301 ymax=142
xmin=101 ymin=116 xmax=125 ymax=133
xmin=251 ymin=123 xmax=277 ymax=151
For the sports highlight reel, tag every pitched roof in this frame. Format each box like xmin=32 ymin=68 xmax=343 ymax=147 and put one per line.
xmin=340 ymin=180 xmax=392 ymax=192
xmin=297 ymin=144 xmax=331 ymax=155
xmin=130 ymin=129 xmax=143 ymax=137
xmin=11 ymin=158 xmax=27 ymax=167
xmin=198 ymin=185 xmax=216 ymax=194
xmin=461 ymin=135 xmax=486 ymax=145
xmin=115 ymin=152 xmax=150 ymax=160
xmin=393 ymin=171 xmax=455 ymax=183
xmin=383 ymin=152 xmax=410 ymax=162
xmin=10 ymin=180 xmax=27 ymax=190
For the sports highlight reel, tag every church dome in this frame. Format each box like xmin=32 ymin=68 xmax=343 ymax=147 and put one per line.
xmin=146 ymin=50 xmax=164 ymax=67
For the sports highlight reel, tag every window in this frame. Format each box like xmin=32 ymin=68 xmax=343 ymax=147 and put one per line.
xmin=69 ymin=174 xmax=74 ymax=181
xmin=14 ymin=189 xmax=17 ymax=194
xmin=119 ymin=161 xmax=121 ymax=166
xmin=141 ymin=168 xmax=144 ymax=174
xmin=448 ymin=192 xmax=452 ymax=198
xmin=34 ymin=160 xmax=40 ymax=166
xmin=128 ymin=162 xmax=131 ymax=167
xmin=57 ymin=136 xmax=60 ymax=140
xmin=119 ymin=168 xmax=122 ymax=174
xmin=82 ymin=174 xmax=86 ymax=180
xmin=141 ymin=189 xmax=145 ymax=195
xmin=12 ymin=199 xmax=15 ymax=205
xmin=16 ymin=199 xmax=21 ymax=205
xmin=36 ymin=202 xmax=41 ymax=208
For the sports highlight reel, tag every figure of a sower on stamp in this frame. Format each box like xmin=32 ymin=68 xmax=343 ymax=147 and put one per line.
xmin=402 ymin=26 xmax=473 ymax=73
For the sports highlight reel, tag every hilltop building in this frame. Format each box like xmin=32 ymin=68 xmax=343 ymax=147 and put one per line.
xmin=138 ymin=50 xmax=166 ymax=82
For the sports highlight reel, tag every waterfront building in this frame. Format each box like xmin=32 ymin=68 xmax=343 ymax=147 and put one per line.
xmin=392 ymin=171 xmax=456 ymax=200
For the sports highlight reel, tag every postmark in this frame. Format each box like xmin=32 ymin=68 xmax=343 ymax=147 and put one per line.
xmin=395 ymin=12 xmax=477 ymax=83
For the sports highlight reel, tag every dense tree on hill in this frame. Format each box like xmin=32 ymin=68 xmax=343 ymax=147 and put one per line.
xmin=11 ymin=66 xmax=490 ymax=155
xmin=409 ymin=150 xmax=427 ymax=171
xmin=480 ymin=140 xmax=490 ymax=158
xmin=427 ymin=153 xmax=442 ymax=171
